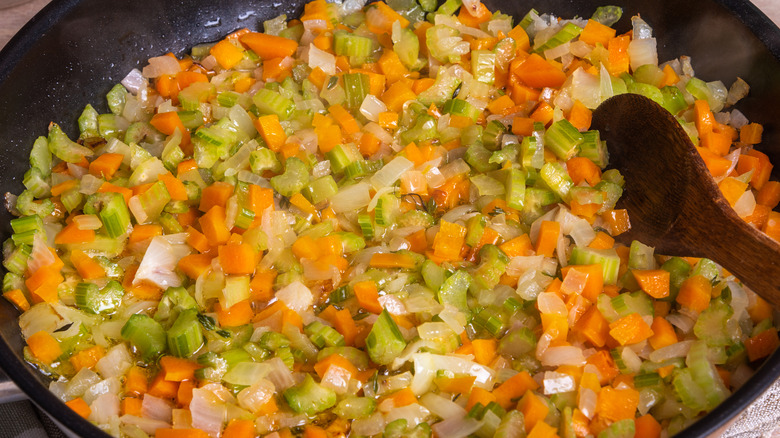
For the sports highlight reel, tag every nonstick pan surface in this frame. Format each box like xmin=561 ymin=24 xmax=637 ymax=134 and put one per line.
xmin=1 ymin=0 xmax=780 ymax=436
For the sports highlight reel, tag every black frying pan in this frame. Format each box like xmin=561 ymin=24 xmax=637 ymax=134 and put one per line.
xmin=1 ymin=0 xmax=779 ymax=436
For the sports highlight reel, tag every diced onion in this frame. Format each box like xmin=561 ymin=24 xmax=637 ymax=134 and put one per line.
xmin=142 ymin=55 xmax=181 ymax=78
xmin=649 ymin=339 xmax=695 ymax=362
xmin=142 ymin=394 xmax=173 ymax=423
xmin=121 ymin=68 xmax=147 ymax=95
xmin=307 ymin=44 xmax=336 ymax=75
xmin=329 ymin=182 xmax=371 ymax=213
xmin=541 ymin=346 xmax=586 ymax=366
xmin=359 ymin=95 xmax=388 ymax=122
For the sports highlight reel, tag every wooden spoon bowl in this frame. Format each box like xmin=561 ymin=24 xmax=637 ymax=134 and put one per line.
xmin=591 ymin=93 xmax=780 ymax=307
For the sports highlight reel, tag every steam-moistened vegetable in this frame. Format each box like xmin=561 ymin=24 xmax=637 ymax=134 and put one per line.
xmin=3 ymin=0 xmax=780 ymax=437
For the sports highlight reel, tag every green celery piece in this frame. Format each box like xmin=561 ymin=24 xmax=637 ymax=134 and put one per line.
xmin=661 ymin=86 xmax=688 ymax=115
xmin=29 ymin=136 xmax=52 ymax=177
xmin=489 ymin=142 xmax=520 ymax=165
xmin=692 ymin=258 xmax=719 ymax=282
xmin=629 ymin=82 xmax=664 ymax=107
xmin=10 ymin=215 xmax=42 ymax=236
xmin=578 ymin=130 xmax=608 ymax=168
xmin=135 ymin=180 xmax=171 ymax=223
xmin=474 ymin=245 xmax=509 ymax=290
xmin=473 ymin=306 xmax=505 ymax=337
xmin=520 ymin=134 xmax=545 ymax=170
xmin=74 ymin=281 xmax=124 ymax=315
xmin=222 ymin=275 xmax=251 ymax=310
xmin=521 ymin=187 xmax=558 ymax=225
xmin=23 ymin=168 xmax=50 ymax=198
xmin=252 ymin=88 xmax=294 ymax=119
xmin=336 ymin=232 xmax=366 ymax=253
xmin=597 ymin=419 xmax=635 ymax=438
xmin=326 ymin=144 xmax=361 ymax=174
xmin=343 ymin=73 xmax=370 ymax=110
xmin=284 ymin=374 xmax=337 ymax=416
xmin=375 ymin=193 xmax=400 ymax=226
xmin=498 ymin=327 xmax=536 ymax=358
xmin=472 ymin=50 xmax=496 ymax=84
xmin=304 ymin=175 xmax=339 ymax=205
xmin=334 ymin=397 xmax=377 ymax=419
xmin=305 ymin=321 xmax=346 ymax=348
xmin=334 ymin=30 xmax=374 ymax=62
xmin=393 ymin=26 xmax=421 ymax=69
xmin=482 ymin=120 xmax=507 ymax=150
xmin=442 ymin=99 xmax=480 ymax=121
xmin=693 ymin=299 xmax=734 ymax=346
xmin=4 ymin=272 xmax=24 ymax=293
xmin=178 ymin=82 xmax=215 ymax=111
xmin=400 ymin=113 xmax=437 ymax=145
xmin=397 ymin=210 xmax=434 ymax=229
xmin=99 ymin=192 xmax=132 ymax=238
xmin=438 ymin=270 xmax=471 ymax=312
xmin=106 ymin=84 xmax=127 ymax=115
xmin=366 ymin=309 xmax=407 ymax=365
xmin=250 ymin=148 xmax=283 ymax=174
xmin=417 ymin=66 xmax=462 ymax=106
xmin=78 ymin=105 xmax=100 ymax=139
xmin=421 ymin=259 xmax=446 ymax=291
xmin=592 ymin=6 xmax=623 ymax=26
xmin=384 ymin=419 xmax=408 ymax=438
xmin=161 ymin=129 xmax=185 ymax=172
xmin=3 ymin=244 xmax=30 ymax=276
xmin=464 ymin=214 xmax=487 ymax=247
xmin=317 ymin=346 xmax=369 ymax=369
xmin=660 ymin=256 xmax=691 ymax=301
xmin=435 ymin=0 xmax=462 ymax=15
xmin=534 ymin=23 xmax=583 ymax=54
xmin=539 ymin=161 xmax=574 ymax=202
xmin=465 ymin=143 xmax=500 ymax=173
xmin=505 ymin=168 xmax=526 ymax=210
xmin=48 ymin=123 xmax=93 ymax=163
xmin=611 ymin=291 xmax=653 ymax=318
xmin=98 ymin=114 xmax=121 ymax=139
xmin=425 ymin=25 xmax=463 ymax=64
xmin=495 ymin=410 xmax=526 ymax=438
xmin=121 ymin=314 xmax=167 ymax=360
xmin=544 ymin=119 xmax=584 ymax=160
xmin=594 ymin=180 xmax=622 ymax=213
xmin=686 ymin=340 xmax=730 ymax=410
xmin=125 ymin=122 xmax=156 ymax=145
xmin=167 ymin=308 xmax=204 ymax=357
xmin=271 ymin=157 xmax=310 ymax=197
xmin=16 ymin=190 xmax=55 ymax=218
xmin=129 ymin=157 xmax=167 ymax=187
xmin=570 ymin=246 xmax=621 ymax=285
xmin=628 ymin=240 xmax=656 ymax=270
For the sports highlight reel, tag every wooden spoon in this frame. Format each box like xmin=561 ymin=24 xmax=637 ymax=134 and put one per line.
xmin=591 ymin=93 xmax=780 ymax=307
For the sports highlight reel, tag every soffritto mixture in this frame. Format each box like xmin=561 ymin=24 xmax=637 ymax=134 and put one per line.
xmin=4 ymin=0 xmax=780 ymax=437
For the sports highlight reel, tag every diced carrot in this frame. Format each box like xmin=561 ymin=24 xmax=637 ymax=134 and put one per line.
xmin=250 ymin=268 xmax=276 ymax=302
xmin=27 ymin=331 xmax=62 ymax=364
xmin=608 ymin=313 xmax=654 ymax=346
xmin=659 ymin=64 xmax=680 ymax=87
xmin=239 ymin=32 xmax=298 ymax=60
xmin=219 ymin=242 xmax=257 ymax=275
xmin=177 ymin=253 xmax=214 ymax=280
xmin=184 ymin=226 xmax=209 ymax=253
xmin=607 ymin=35 xmax=630 ymax=76
xmin=160 ymin=356 xmax=202 ymax=382
xmin=125 ymin=366 xmax=148 ymax=396
xmin=602 ymin=209 xmax=631 ymax=236
xmin=740 ymin=122 xmax=763 ymax=145
xmin=567 ymin=156 xmax=602 ymax=186
xmin=745 ymin=149 xmax=773 ymax=190
xmin=579 ymin=19 xmax=616 ymax=47
xmin=589 ymin=231 xmax=615 ymax=250
xmin=128 ymin=282 xmax=163 ymax=301
xmin=3 ymin=289 xmax=30 ymax=312
xmin=55 ymin=222 xmax=96 ymax=245
xmin=471 ymin=338 xmax=497 ymax=366
xmin=199 ymin=182 xmax=234 ymax=212
xmin=319 ymin=305 xmax=357 ymax=346
xmin=701 ymin=130 xmax=732 ymax=156
xmin=158 ymin=172 xmax=189 ymax=202
xmin=596 ymin=386 xmax=639 ymax=422
xmin=176 ymin=379 xmax=196 ymax=407
xmin=156 ymin=429 xmax=209 ymax=438
xmin=255 ymin=114 xmax=288 ymax=152
xmin=148 ymin=372 xmax=180 ymax=399
xmin=492 ymin=370 xmax=539 ymax=409
xmin=568 ymin=100 xmax=593 ymax=131
xmin=745 ymin=329 xmax=780 ymax=362
xmin=210 ymin=39 xmax=245 ymax=69
xmin=328 ymin=104 xmax=361 ymax=135
xmin=632 ymin=269 xmax=670 ymax=299
xmin=574 ymin=306 xmax=610 ymax=348
xmin=121 ymin=396 xmax=143 ymax=416
xmin=535 ymin=221 xmax=560 ymax=258
xmin=487 ymin=94 xmax=516 ymax=115
xmin=648 ymin=316 xmax=678 ymax=350
xmin=98 ymin=181 xmax=133 ymax=204
xmin=511 ymin=116 xmax=535 ymax=136
xmin=694 ymin=99 xmax=715 ymax=136
xmin=748 ymin=295 xmax=773 ymax=324
xmin=433 ymin=220 xmax=467 ymax=260
xmin=88 ymin=153 xmax=124 ymax=180
xmin=199 ymin=206 xmax=231 ymax=246
xmin=65 ymin=397 xmax=91 ymax=419
xmin=369 ymin=252 xmax=417 ymax=269
xmin=366 ymin=1 xmax=409 ymax=35
xmin=530 ymin=101 xmax=555 ymax=126
xmin=314 ymin=353 xmax=358 ymax=379
xmin=70 ymin=249 xmax=106 ymax=280
xmin=434 ymin=374 xmax=476 ymax=394
xmin=513 ymin=53 xmax=567 ymax=89
xmin=381 ymin=81 xmax=417 ymax=113
xmin=676 ymin=274 xmax=712 ymax=313
xmin=465 ymin=387 xmax=497 ymax=411
xmin=353 ymin=281 xmax=383 ymax=314
xmin=222 ymin=419 xmax=256 ymax=438
xmin=586 ymin=350 xmax=619 ymax=385
xmin=129 ymin=224 xmax=163 ymax=245
xmin=458 ymin=1 xmax=492 ymax=27
xmin=756 ymin=180 xmax=780 ymax=209
xmin=518 ymin=391 xmax=550 ymax=432
xmin=69 ymin=345 xmax=105 ymax=371
xmin=527 ymin=421 xmax=558 ymax=438
xmin=215 ymin=299 xmax=254 ymax=327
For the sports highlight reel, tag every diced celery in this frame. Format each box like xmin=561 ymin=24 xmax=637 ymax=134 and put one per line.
xmin=284 ymin=374 xmax=337 ymax=416
xmin=438 ymin=270 xmax=471 ymax=312
xmin=417 ymin=66 xmax=462 ymax=106
xmin=539 ymin=161 xmax=574 ymax=202
xmin=592 ymin=5 xmax=622 ymax=26
xmin=334 ymin=397 xmax=377 ymax=419
xmin=106 ymin=84 xmax=127 ymax=115
xmin=121 ymin=314 xmax=167 ymax=360
xmin=366 ymin=309 xmax=407 ymax=365
xmin=661 ymin=85 xmax=687 ymax=115
xmin=482 ymin=120 xmax=506 ymax=150
xmin=78 ymin=105 xmax=100 ymax=139
xmin=75 ymin=280 xmax=124 ymax=315
xmin=628 ymin=240 xmax=656 ymax=270
xmin=474 ymin=245 xmax=509 ymax=290
xmin=98 ymin=113 xmax=121 ymax=139
xmin=270 ymin=157 xmax=310 ymax=197
xmin=393 ymin=25 xmax=422 ymax=69
xmin=464 ymin=214 xmax=487 ymax=247
xmin=498 ymin=327 xmax=536 ymax=359
xmin=250 ymin=148 xmax=283 ymax=175
xmin=442 ymin=98 xmax=480 ymax=121
xmin=343 ymin=73 xmax=370 ymax=110
xmin=252 ymin=88 xmax=294 ymax=120
xmin=544 ymin=119 xmax=584 ymax=160
xmin=534 ymin=23 xmax=582 ymax=53
xmin=334 ymin=30 xmax=374 ymax=64
xmin=692 ymin=258 xmax=719 ymax=282
xmin=29 ymin=136 xmax=52 ymax=177
xmin=597 ymin=419 xmax=635 ymax=438
xmin=693 ymin=299 xmax=734 ymax=347
xmin=167 ymin=308 xmax=204 ymax=357
xmin=305 ymin=321 xmax=346 ymax=348
xmin=472 ymin=50 xmax=496 ymax=84
xmin=48 ymin=123 xmax=93 ymax=163
xmin=303 ymin=175 xmax=338 ymax=205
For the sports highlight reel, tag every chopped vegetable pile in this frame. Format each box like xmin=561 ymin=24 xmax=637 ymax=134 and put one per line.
xmin=4 ymin=0 xmax=780 ymax=437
